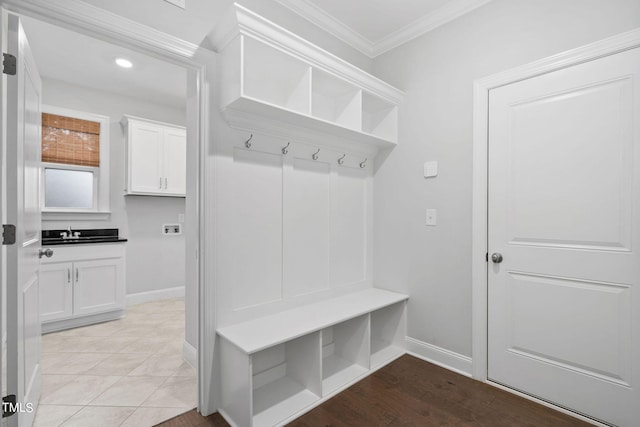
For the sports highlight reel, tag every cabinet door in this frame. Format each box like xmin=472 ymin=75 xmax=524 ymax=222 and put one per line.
xmin=40 ymin=262 xmax=73 ymax=322
xmin=129 ymin=121 xmax=164 ymax=194
xmin=163 ymin=127 xmax=187 ymax=195
xmin=73 ymin=258 xmax=125 ymax=316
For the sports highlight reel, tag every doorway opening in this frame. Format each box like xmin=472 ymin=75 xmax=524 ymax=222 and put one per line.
xmin=2 ymin=12 xmax=202 ymax=426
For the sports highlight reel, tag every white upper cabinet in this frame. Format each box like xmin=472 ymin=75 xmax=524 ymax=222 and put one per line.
xmin=122 ymin=115 xmax=186 ymax=197
xmin=211 ymin=3 xmax=404 ymax=154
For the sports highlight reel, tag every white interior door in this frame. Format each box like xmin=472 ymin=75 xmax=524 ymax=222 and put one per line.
xmin=488 ymin=47 xmax=640 ymax=426
xmin=5 ymin=14 xmax=43 ymax=426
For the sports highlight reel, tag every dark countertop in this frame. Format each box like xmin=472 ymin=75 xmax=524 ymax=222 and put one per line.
xmin=42 ymin=228 xmax=127 ymax=245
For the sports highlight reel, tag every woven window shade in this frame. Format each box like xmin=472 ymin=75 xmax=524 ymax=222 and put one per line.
xmin=42 ymin=113 xmax=100 ymax=167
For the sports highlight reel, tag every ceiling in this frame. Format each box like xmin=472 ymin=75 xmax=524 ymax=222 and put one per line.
xmin=21 ymin=16 xmax=187 ymax=109
xmin=275 ymin=0 xmax=493 ymax=57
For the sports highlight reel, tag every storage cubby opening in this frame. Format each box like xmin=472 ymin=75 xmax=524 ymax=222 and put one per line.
xmin=243 ymin=37 xmax=311 ymax=115
xmin=362 ymin=92 xmax=398 ymax=142
xmin=251 ymin=333 xmax=321 ymax=427
xmin=312 ymin=69 xmax=362 ymax=130
xmin=321 ymin=315 xmax=369 ymax=394
xmin=370 ymin=302 xmax=405 ymax=367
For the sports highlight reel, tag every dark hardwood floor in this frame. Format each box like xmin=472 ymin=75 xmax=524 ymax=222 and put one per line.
xmin=156 ymin=355 xmax=592 ymax=427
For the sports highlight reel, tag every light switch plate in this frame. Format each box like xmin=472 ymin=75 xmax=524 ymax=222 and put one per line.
xmin=424 ymin=161 xmax=438 ymax=178
xmin=426 ymin=209 xmax=437 ymax=226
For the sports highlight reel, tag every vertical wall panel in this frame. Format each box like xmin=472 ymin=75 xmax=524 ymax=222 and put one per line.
xmin=330 ymin=167 xmax=367 ymax=287
xmin=231 ymin=148 xmax=283 ymax=309
xmin=283 ymin=158 xmax=330 ymax=297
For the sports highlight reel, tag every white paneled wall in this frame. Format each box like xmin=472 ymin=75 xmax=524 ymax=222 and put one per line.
xmin=230 ymin=148 xmax=284 ymax=310
xmin=217 ymin=131 xmax=373 ymax=326
xmin=283 ymin=158 xmax=330 ymax=298
xmin=330 ymin=167 xmax=368 ymax=287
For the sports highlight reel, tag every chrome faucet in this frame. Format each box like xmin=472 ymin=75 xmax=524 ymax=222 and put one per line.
xmin=60 ymin=226 xmax=81 ymax=240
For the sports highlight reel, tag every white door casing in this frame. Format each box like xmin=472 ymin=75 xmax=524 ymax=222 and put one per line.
xmin=486 ymin=47 xmax=639 ymax=426
xmin=5 ymin=13 xmax=43 ymax=426
xmin=0 ymin=0 xmax=214 ymax=415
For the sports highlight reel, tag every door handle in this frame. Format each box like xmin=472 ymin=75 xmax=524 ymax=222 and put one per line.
xmin=39 ymin=248 xmax=53 ymax=258
xmin=76 ymin=268 xmax=79 ymax=282
xmin=67 ymin=268 xmax=71 ymax=283
xmin=491 ymin=253 xmax=503 ymax=263
xmin=164 ymin=177 xmax=168 ymax=189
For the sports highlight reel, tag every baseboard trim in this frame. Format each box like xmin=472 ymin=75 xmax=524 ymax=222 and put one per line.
xmin=406 ymin=337 xmax=472 ymax=377
xmin=126 ymin=286 xmax=185 ymax=306
xmin=182 ymin=340 xmax=197 ymax=368
xmin=42 ymin=310 xmax=124 ymax=334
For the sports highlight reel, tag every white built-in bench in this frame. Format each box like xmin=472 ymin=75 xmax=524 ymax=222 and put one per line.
xmin=216 ymin=288 xmax=409 ymax=427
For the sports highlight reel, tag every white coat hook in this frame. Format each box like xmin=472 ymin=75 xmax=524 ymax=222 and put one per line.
xmin=360 ymin=158 xmax=367 ymax=169
xmin=281 ymin=142 xmax=290 ymax=155
xmin=338 ymin=154 xmax=346 ymax=165
xmin=312 ymin=148 xmax=320 ymax=160
xmin=244 ymin=133 xmax=253 ymax=149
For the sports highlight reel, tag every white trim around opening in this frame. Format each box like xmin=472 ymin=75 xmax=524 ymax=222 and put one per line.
xmin=0 ymin=0 xmax=217 ymax=416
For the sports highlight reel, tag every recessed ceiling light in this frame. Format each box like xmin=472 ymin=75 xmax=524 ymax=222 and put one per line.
xmin=115 ymin=58 xmax=133 ymax=68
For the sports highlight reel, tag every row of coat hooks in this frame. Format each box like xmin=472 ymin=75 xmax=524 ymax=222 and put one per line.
xmin=244 ymin=133 xmax=367 ymax=168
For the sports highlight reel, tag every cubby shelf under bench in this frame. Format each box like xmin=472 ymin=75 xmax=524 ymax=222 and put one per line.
xmin=216 ymin=288 xmax=408 ymax=427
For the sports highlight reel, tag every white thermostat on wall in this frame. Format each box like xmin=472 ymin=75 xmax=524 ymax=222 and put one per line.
xmin=424 ymin=161 xmax=438 ymax=178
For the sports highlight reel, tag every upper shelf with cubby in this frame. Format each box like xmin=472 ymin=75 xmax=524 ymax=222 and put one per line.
xmin=211 ymin=3 xmax=404 ymax=154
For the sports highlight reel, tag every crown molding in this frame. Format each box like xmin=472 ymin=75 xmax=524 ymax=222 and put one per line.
xmin=373 ymin=0 xmax=494 ymax=56
xmin=275 ymin=0 xmax=494 ymax=58
xmin=273 ymin=0 xmax=374 ymax=57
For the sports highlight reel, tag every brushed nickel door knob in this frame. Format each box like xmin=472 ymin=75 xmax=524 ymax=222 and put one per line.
xmin=39 ymin=248 xmax=53 ymax=258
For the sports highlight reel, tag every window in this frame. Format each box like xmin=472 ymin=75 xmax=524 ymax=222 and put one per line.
xmin=41 ymin=106 xmax=110 ymax=219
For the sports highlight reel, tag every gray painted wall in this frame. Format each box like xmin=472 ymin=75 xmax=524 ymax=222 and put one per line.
xmin=41 ymin=78 xmax=187 ymax=296
xmin=371 ymin=0 xmax=640 ymax=358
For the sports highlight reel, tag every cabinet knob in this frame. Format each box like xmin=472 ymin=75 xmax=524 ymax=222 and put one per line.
xmin=39 ymin=248 xmax=53 ymax=259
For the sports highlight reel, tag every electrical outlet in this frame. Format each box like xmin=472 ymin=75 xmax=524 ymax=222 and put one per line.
xmin=163 ymin=224 xmax=182 ymax=235
xmin=425 ymin=209 xmax=437 ymax=226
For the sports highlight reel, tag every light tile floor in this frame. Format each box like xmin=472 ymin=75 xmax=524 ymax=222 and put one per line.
xmin=34 ymin=298 xmax=196 ymax=427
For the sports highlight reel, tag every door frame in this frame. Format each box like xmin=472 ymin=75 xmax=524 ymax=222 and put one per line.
xmin=471 ymin=26 xmax=640 ymax=420
xmin=0 ymin=0 xmax=218 ymax=416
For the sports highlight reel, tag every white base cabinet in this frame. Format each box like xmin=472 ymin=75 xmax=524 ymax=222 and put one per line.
xmin=40 ymin=262 xmax=74 ymax=323
xmin=217 ymin=288 xmax=408 ymax=427
xmin=40 ymin=244 xmax=126 ymax=332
